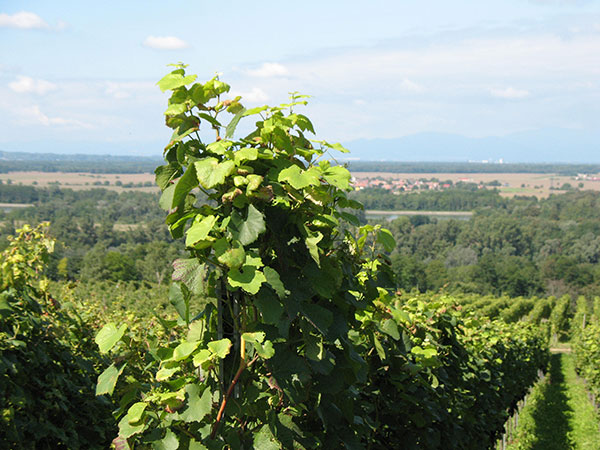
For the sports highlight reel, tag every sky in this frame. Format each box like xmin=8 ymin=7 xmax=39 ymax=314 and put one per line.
xmin=1 ymin=0 xmax=599 ymax=158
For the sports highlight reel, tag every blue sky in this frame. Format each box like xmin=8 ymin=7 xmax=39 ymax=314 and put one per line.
xmin=1 ymin=0 xmax=599 ymax=157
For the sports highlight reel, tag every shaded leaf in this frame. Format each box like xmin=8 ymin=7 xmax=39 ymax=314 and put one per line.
xmin=153 ymin=429 xmax=179 ymax=450
xmin=96 ymin=363 xmax=126 ymax=396
xmin=180 ymin=384 xmax=212 ymax=423
xmin=263 ymin=266 xmax=287 ymax=298
xmin=172 ymin=259 xmax=208 ymax=294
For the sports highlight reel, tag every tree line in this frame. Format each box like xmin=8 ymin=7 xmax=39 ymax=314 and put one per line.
xmin=384 ymin=190 xmax=600 ymax=298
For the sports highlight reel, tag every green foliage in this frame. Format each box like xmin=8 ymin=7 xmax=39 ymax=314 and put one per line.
xmin=353 ymin=292 xmax=549 ymax=449
xmin=572 ymin=296 xmax=600 ymax=397
xmin=549 ymin=295 xmax=572 ymax=342
xmin=0 ymin=224 xmax=114 ymax=448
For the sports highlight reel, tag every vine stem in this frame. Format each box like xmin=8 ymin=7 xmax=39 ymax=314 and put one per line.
xmin=210 ymin=350 xmax=258 ymax=439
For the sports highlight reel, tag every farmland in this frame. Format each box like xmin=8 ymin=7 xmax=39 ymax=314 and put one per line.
xmin=352 ymin=171 xmax=600 ymax=198
xmin=0 ymin=171 xmax=158 ymax=192
xmin=3 ymin=170 xmax=600 ymax=198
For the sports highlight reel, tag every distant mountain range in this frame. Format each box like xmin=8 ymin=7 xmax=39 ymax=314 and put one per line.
xmin=343 ymin=129 xmax=600 ymax=163
xmin=1 ymin=128 xmax=598 ymax=164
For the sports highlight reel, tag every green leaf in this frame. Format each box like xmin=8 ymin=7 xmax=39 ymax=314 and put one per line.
xmin=172 ymin=164 xmax=199 ymax=209
xmin=194 ymin=158 xmax=236 ymax=189
xmin=228 ymin=265 xmax=266 ymax=294
xmin=208 ymin=338 xmax=232 ymax=359
xmin=95 ymin=323 xmax=127 ymax=354
xmin=173 ymin=341 xmax=200 ymax=361
xmin=322 ymin=165 xmax=351 ymax=190
xmin=253 ymin=425 xmax=279 ymax=450
xmin=189 ymin=440 xmax=208 ymax=450
xmin=169 ymin=115 xmax=200 ymax=143
xmin=242 ymin=331 xmax=266 ymax=343
xmin=226 ymin=109 xmax=245 ymax=138
xmin=305 ymin=334 xmax=324 ymax=361
xmin=243 ymin=105 xmax=268 ymax=116
xmin=234 ymin=147 xmax=258 ymax=165
xmin=118 ymin=410 xmax=146 ymax=439
xmin=152 ymin=429 xmax=179 ymax=450
xmin=206 ymin=140 xmax=233 ymax=155
xmin=255 ymin=290 xmax=284 ymax=325
xmin=231 ymin=204 xmax=266 ymax=246
xmin=373 ymin=335 xmax=386 ymax=360
xmin=214 ymin=238 xmax=246 ymax=269
xmin=127 ymin=402 xmax=147 ymax=425
xmin=192 ymin=349 xmax=212 ymax=367
xmin=254 ymin=340 xmax=275 ymax=359
xmin=157 ymin=71 xmax=198 ymax=92
xmin=172 ymin=259 xmax=208 ymax=294
xmin=185 ymin=215 xmax=217 ymax=247
xmin=263 ymin=266 xmax=287 ymax=298
xmin=301 ymin=303 xmax=333 ymax=334
xmin=164 ymin=102 xmax=187 ymax=116
xmin=380 ymin=319 xmax=400 ymax=340
xmin=96 ymin=363 xmax=126 ymax=396
xmin=246 ymin=174 xmax=263 ymax=193
xmin=159 ymin=184 xmax=176 ymax=211
xmin=241 ymin=333 xmax=274 ymax=359
xmin=156 ymin=365 xmax=181 ymax=381
xmin=305 ymin=232 xmax=323 ymax=266
xmin=155 ymin=163 xmax=181 ymax=190
xmin=169 ymin=282 xmax=190 ymax=324
xmin=180 ymin=384 xmax=212 ymax=423
xmin=376 ymin=228 xmax=396 ymax=252
xmin=278 ymin=165 xmax=320 ymax=189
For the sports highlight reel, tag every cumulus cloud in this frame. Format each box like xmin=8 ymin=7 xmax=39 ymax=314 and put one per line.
xmin=0 ymin=11 xmax=48 ymax=29
xmin=245 ymin=63 xmax=289 ymax=77
xmin=229 ymin=87 xmax=269 ymax=103
xmin=18 ymin=105 xmax=91 ymax=128
xmin=9 ymin=76 xmax=57 ymax=95
xmin=490 ymin=87 xmax=531 ymax=99
xmin=143 ymin=36 xmax=188 ymax=50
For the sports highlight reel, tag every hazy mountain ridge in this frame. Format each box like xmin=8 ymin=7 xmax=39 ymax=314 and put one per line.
xmin=344 ymin=129 xmax=600 ymax=163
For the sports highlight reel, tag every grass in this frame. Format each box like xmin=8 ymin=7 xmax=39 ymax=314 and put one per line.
xmin=506 ymin=352 xmax=600 ymax=450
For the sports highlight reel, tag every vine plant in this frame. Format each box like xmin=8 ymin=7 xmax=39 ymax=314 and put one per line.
xmin=97 ymin=64 xmax=395 ymax=449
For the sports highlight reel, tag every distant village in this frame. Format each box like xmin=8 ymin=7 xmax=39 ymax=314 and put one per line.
xmin=351 ymin=176 xmax=484 ymax=193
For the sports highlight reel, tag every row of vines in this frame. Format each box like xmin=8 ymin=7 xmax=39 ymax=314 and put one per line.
xmin=573 ymin=296 xmax=600 ymax=399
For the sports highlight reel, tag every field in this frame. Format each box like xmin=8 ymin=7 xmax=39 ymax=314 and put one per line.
xmin=3 ymin=170 xmax=600 ymax=199
xmin=0 ymin=171 xmax=158 ymax=192
xmin=353 ymin=172 xmax=600 ymax=198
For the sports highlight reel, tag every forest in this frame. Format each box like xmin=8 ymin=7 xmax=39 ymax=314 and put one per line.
xmin=2 ymin=184 xmax=600 ymax=299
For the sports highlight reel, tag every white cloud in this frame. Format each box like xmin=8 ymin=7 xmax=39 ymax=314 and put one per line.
xmin=245 ymin=63 xmax=289 ymax=78
xmin=0 ymin=11 xmax=48 ymax=29
xmin=18 ymin=105 xmax=91 ymax=128
xmin=399 ymin=78 xmax=425 ymax=93
xmin=229 ymin=87 xmax=269 ymax=103
xmin=9 ymin=76 xmax=57 ymax=95
xmin=143 ymin=36 xmax=188 ymax=50
xmin=104 ymin=81 xmax=155 ymax=99
xmin=490 ymin=87 xmax=531 ymax=99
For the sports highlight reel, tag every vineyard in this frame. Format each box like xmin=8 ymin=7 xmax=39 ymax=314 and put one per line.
xmin=1 ymin=67 xmax=599 ymax=449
